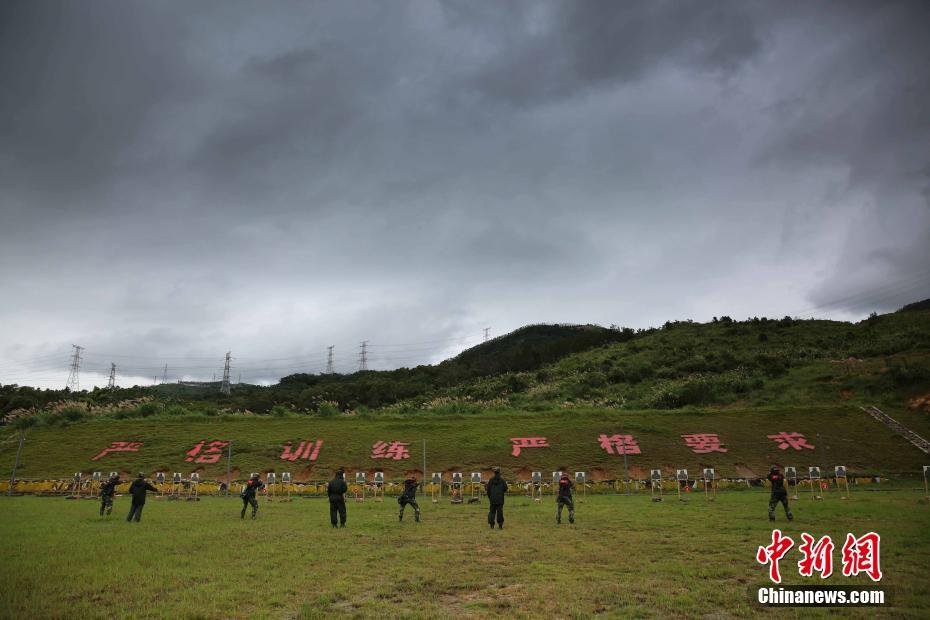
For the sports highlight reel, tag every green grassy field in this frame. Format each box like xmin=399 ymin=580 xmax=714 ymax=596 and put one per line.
xmin=1 ymin=406 xmax=927 ymax=483
xmin=1 ymin=490 xmax=929 ymax=618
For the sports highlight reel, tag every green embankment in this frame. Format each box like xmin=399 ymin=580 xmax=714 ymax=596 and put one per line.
xmin=2 ymin=406 xmax=926 ymax=482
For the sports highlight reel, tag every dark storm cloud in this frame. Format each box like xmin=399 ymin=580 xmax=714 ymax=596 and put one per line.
xmin=1 ymin=0 xmax=928 ymax=387
xmin=466 ymin=0 xmax=763 ymax=106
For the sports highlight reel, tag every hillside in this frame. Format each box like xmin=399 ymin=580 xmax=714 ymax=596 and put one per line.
xmin=419 ymin=310 xmax=930 ymax=414
xmin=2 ymin=309 xmax=929 ymax=436
xmin=1 ymin=407 xmax=926 ymax=483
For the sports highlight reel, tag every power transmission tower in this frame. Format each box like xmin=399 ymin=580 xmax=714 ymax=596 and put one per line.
xmin=326 ymin=345 xmax=335 ymax=374
xmin=66 ymin=345 xmax=84 ymax=391
xmin=483 ymin=327 xmax=491 ymax=342
xmin=358 ymin=341 xmax=368 ymax=372
xmin=220 ymin=351 xmax=231 ymax=395
xmin=107 ymin=363 xmax=116 ymax=389
xmin=161 ymin=364 xmax=168 ymax=384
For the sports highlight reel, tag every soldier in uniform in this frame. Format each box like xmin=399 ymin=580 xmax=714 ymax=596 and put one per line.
xmin=767 ymin=465 xmax=794 ymax=521
xmin=240 ymin=473 xmax=265 ymax=520
xmin=327 ymin=469 xmax=348 ymax=528
xmin=398 ymin=474 xmax=421 ymax=522
xmin=99 ymin=473 xmax=120 ymax=516
xmin=486 ymin=466 xmax=508 ymax=529
xmin=556 ymin=473 xmax=575 ymax=524
xmin=126 ymin=473 xmax=158 ymax=523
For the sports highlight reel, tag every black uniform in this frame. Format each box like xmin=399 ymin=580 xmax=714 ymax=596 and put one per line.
xmin=126 ymin=477 xmax=158 ymax=522
xmin=486 ymin=472 xmax=508 ymax=529
xmin=398 ymin=478 xmax=421 ymax=522
xmin=767 ymin=468 xmax=793 ymax=521
xmin=556 ymin=476 xmax=575 ymax=524
xmin=99 ymin=476 xmax=120 ymax=516
xmin=327 ymin=472 xmax=348 ymax=527
xmin=240 ymin=477 xmax=265 ymax=519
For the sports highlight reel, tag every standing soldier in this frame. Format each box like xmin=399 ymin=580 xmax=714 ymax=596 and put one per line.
xmin=126 ymin=473 xmax=158 ymax=523
xmin=486 ymin=466 xmax=508 ymax=529
xmin=767 ymin=465 xmax=794 ymax=522
xmin=240 ymin=473 xmax=264 ymax=520
xmin=327 ymin=469 xmax=348 ymax=528
xmin=99 ymin=473 xmax=120 ymax=517
xmin=398 ymin=474 xmax=421 ymax=522
xmin=556 ymin=472 xmax=575 ymax=525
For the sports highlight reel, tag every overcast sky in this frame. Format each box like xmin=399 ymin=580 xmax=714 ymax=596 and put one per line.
xmin=1 ymin=1 xmax=928 ymax=388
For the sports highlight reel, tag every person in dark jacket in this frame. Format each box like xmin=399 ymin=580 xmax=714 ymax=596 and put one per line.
xmin=486 ymin=466 xmax=508 ymax=529
xmin=240 ymin=473 xmax=265 ymax=520
xmin=767 ymin=465 xmax=793 ymax=521
xmin=398 ymin=475 xmax=421 ymax=522
xmin=99 ymin=473 xmax=120 ymax=516
xmin=327 ymin=469 xmax=348 ymax=528
xmin=126 ymin=473 xmax=158 ymax=523
xmin=556 ymin=473 xmax=575 ymax=525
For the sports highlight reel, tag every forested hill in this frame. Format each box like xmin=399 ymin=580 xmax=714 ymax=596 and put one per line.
xmin=2 ymin=304 xmax=930 ymax=429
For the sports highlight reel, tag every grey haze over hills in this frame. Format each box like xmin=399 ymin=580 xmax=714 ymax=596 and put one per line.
xmin=1 ymin=1 xmax=928 ymax=388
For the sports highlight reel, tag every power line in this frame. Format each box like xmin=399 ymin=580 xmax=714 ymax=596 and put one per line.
xmin=789 ymin=269 xmax=930 ymax=318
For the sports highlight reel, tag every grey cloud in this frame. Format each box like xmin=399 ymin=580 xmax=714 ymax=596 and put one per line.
xmin=467 ymin=0 xmax=763 ymax=106
xmin=1 ymin=1 xmax=928 ymax=387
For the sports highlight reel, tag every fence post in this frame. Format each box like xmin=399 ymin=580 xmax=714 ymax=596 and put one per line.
xmin=7 ymin=429 xmax=25 ymax=496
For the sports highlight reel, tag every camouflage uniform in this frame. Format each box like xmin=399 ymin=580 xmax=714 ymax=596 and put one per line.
xmin=240 ymin=476 xmax=265 ymax=520
xmin=556 ymin=475 xmax=575 ymax=524
xmin=398 ymin=478 xmax=421 ymax=522
xmin=99 ymin=476 xmax=119 ymax=516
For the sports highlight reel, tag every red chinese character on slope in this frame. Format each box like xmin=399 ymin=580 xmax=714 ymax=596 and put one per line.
xmin=280 ymin=440 xmax=323 ymax=461
xmin=756 ymin=529 xmax=795 ymax=584
xmin=681 ymin=433 xmax=728 ymax=454
xmin=841 ymin=532 xmax=882 ymax=582
xmin=510 ymin=437 xmax=549 ymax=457
xmin=91 ymin=441 xmax=143 ymax=461
xmin=371 ymin=441 xmax=410 ymax=460
xmin=598 ymin=434 xmax=641 ymax=456
xmin=767 ymin=432 xmax=815 ymax=451
xmin=185 ymin=440 xmax=229 ymax=464
xmin=798 ymin=533 xmax=834 ymax=579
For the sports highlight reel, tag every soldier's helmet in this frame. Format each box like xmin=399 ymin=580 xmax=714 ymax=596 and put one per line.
xmin=491 ymin=466 xmax=501 ymax=473
xmin=251 ymin=473 xmax=260 ymax=479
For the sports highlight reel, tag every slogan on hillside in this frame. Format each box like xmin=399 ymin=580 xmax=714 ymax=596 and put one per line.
xmin=88 ymin=432 xmax=816 ymax=461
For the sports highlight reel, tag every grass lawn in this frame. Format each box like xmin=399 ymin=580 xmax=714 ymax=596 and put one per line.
xmin=1 ymin=488 xmax=929 ymax=618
